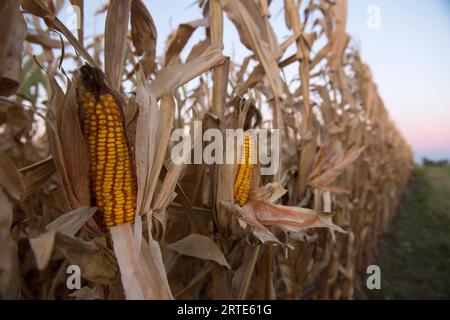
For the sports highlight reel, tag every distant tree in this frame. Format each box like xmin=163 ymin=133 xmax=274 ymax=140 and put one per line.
xmin=423 ymin=158 xmax=449 ymax=167
xmin=423 ymin=158 xmax=432 ymax=166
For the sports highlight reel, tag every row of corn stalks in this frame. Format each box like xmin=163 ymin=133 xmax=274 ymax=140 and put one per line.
xmin=0 ymin=0 xmax=412 ymax=299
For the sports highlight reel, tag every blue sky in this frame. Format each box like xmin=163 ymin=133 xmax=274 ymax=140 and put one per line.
xmin=346 ymin=0 xmax=450 ymax=162
xmin=78 ymin=0 xmax=450 ymax=163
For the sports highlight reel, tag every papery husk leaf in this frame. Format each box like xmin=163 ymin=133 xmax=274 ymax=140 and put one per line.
xmin=111 ymin=223 xmax=173 ymax=299
xmin=249 ymin=183 xmax=287 ymax=203
xmin=148 ymin=94 xmax=176 ymax=207
xmin=46 ymin=76 xmax=90 ymax=209
xmin=134 ymin=73 xmax=159 ymax=216
xmin=247 ymin=200 xmax=346 ymax=234
xmin=220 ymin=200 xmax=281 ymax=245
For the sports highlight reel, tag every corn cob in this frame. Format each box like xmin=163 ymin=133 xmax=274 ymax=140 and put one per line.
xmin=79 ymin=68 xmax=136 ymax=228
xmin=233 ymin=132 xmax=254 ymax=206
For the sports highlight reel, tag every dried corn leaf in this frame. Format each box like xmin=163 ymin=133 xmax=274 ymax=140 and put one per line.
xmin=69 ymin=0 xmax=84 ymax=45
xmin=148 ymin=94 xmax=176 ymax=207
xmin=250 ymin=183 xmax=287 ymax=203
xmin=248 ymin=200 xmax=345 ymax=234
xmin=220 ymin=200 xmax=281 ymax=245
xmin=62 ymin=249 xmax=118 ymax=285
xmin=232 ymin=245 xmax=260 ymax=299
xmin=0 ymin=187 xmax=14 ymax=272
xmin=168 ymin=234 xmax=231 ymax=269
xmin=309 ymin=146 xmax=364 ymax=188
xmin=329 ymin=0 xmax=348 ymax=70
xmin=222 ymin=198 xmax=344 ymax=245
xmin=140 ymin=233 xmax=173 ymax=299
xmin=21 ymin=0 xmax=97 ymax=67
xmin=165 ymin=18 xmax=208 ymax=66
xmin=284 ymin=0 xmax=301 ymax=31
xmin=153 ymin=162 xmax=184 ymax=210
xmin=29 ymin=230 xmax=56 ymax=270
xmin=19 ymin=156 xmax=55 ymax=201
xmin=0 ymin=241 xmax=20 ymax=299
xmin=131 ymin=0 xmax=157 ymax=76
xmin=222 ymin=0 xmax=283 ymax=99
xmin=47 ymin=79 xmax=90 ymax=208
xmin=111 ymin=223 xmax=172 ymax=299
xmin=0 ymin=1 xmax=26 ymax=96
xmin=105 ymin=0 xmax=131 ymax=90
xmin=149 ymin=44 xmax=226 ymax=98
xmin=0 ymin=151 xmax=24 ymax=200
xmin=69 ymin=286 xmax=99 ymax=300
xmin=135 ymin=73 xmax=159 ymax=216
xmin=45 ymin=206 xmax=97 ymax=236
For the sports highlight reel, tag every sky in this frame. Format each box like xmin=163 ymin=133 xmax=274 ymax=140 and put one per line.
xmin=346 ymin=0 xmax=450 ymax=162
xmin=77 ymin=0 xmax=450 ymax=163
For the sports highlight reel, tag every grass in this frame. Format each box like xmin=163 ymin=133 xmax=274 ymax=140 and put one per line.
xmin=366 ymin=166 xmax=450 ymax=299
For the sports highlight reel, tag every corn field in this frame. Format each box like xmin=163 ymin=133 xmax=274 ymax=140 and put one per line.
xmin=0 ymin=0 xmax=413 ymax=300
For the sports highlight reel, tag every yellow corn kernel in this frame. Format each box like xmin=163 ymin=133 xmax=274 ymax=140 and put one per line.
xmin=80 ymin=89 xmax=136 ymax=228
xmin=233 ymin=133 xmax=255 ymax=206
